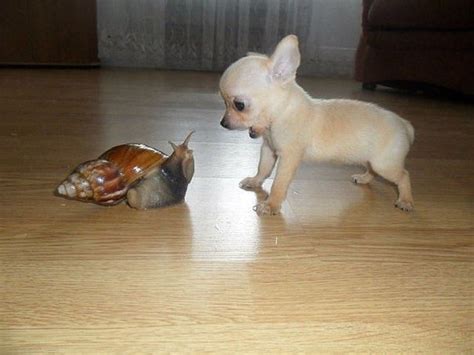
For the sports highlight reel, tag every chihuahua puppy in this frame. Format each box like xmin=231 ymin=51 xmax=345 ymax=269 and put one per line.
xmin=219 ymin=35 xmax=414 ymax=216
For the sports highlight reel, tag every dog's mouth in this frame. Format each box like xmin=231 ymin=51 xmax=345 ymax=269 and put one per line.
xmin=249 ymin=126 xmax=261 ymax=139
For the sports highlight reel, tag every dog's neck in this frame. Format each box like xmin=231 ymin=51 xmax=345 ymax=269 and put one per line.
xmin=266 ymin=81 xmax=313 ymax=125
xmin=250 ymin=81 xmax=313 ymax=141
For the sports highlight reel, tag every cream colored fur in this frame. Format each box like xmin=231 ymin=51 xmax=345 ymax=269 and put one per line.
xmin=219 ymin=35 xmax=415 ymax=215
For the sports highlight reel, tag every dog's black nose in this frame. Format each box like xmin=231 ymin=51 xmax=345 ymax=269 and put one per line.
xmin=220 ymin=118 xmax=229 ymax=129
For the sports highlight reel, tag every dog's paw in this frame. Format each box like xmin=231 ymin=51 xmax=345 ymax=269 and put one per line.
xmin=239 ymin=177 xmax=262 ymax=190
xmin=395 ymin=199 xmax=414 ymax=212
xmin=253 ymin=201 xmax=281 ymax=216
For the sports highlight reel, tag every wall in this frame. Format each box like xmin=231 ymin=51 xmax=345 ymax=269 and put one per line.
xmin=97 ymin=0 xmax=362 ymax=77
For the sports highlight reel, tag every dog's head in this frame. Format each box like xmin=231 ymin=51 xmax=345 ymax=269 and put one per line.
xmin=219 ymin=35 xmax=301 ymax=138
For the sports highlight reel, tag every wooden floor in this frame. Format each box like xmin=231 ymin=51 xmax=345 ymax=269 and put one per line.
xmin=1 ymin=69 xmax=473 ymax=353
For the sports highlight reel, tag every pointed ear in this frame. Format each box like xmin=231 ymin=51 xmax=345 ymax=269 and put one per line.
xmin=270 ymin=35 xmax=300 ymax=83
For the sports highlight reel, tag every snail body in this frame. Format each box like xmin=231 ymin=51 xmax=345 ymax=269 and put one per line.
xmin=56 ymin=132 xmax=194 ymax=208
xmin=126 ymin=139 xmax=194 ymax=209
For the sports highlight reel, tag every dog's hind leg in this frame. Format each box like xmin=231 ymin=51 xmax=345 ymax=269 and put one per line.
xmin=371 ymin=160 xmax=414 ymax=211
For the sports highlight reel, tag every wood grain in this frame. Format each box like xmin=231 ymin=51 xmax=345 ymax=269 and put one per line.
xmin=0 ymin=0 xmax=32 ymax=63
xmin=0 ymin=0 xmax=98 ymax=65
xmin=28 ymin=0 xmax=98 ymax=64
xmin=0 ymin=69 xmax=473 ymax=353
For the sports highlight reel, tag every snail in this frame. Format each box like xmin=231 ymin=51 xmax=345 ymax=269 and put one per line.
xmin=56 ymin=132 xmax=195 ymax=209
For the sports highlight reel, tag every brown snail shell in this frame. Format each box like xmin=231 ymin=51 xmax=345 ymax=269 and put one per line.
xmin=99 ymin=143 xmax=167 ymax=185
xmin=56 ymin=159 xmax=128 ymax=205
xmin=56 ymin=132 xmax=194 ymax=207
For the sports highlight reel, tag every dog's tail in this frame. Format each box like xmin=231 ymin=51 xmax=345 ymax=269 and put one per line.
xmin=402 ymin=118 xmax=415 ymax=145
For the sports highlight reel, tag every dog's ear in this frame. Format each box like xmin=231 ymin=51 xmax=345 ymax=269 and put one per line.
xmin=269 ymin=35 xmax=300 ymax=83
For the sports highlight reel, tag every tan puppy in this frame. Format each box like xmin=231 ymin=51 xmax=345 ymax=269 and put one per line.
xmin=219 ymin=35 xmax=415 ymax=216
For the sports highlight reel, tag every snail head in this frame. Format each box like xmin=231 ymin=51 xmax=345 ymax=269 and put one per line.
xmin=167 ymin=131 xmax=195 ymax=183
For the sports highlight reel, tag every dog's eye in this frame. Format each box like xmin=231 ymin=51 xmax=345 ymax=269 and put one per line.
xmin=234 ymin=100 xmax=245 ymax=111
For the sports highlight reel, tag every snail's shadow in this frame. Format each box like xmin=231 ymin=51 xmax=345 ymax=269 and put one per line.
xmin=49 ymin=192 xmax=194 ymax=259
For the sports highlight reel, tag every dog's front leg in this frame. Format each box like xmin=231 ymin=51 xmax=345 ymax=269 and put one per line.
xmin=254 ymin=152 xmax=300 ymax=216
xmin=240 ymin=141 xmax=276 ymax=190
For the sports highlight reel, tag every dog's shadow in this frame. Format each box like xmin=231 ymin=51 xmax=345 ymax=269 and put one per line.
xmin=239 ymin=176 xmax=417 ymax=230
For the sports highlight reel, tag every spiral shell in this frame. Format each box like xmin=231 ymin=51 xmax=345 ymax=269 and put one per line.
xmin=56 ymin=159 xmax=128 ymax=205
xmin=100 ymin=144 xmax=167 ymax=185
xmin=56 ymin=144 xmax=167 ymax=205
